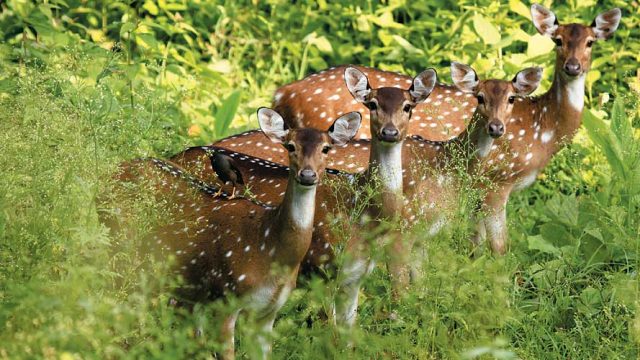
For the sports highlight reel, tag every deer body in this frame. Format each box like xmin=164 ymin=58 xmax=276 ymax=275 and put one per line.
xmin=111 ymin=109 xmax=360 ymax=359
xmin=274 ymin=65 xmax=474 ymax=141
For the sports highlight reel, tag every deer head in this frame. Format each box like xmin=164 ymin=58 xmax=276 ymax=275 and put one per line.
xmin=451 ymin=62 xmax=542 ymax=139
xmin=531 ymin=4 xmax=621 ymax=78
xmin=344 ymin=67 xmax=436 ymax=143
xmin=258 ymin=107 xmax=361 ymax=186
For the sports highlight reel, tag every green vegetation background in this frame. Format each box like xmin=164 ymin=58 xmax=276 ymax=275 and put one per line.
xmin=0 ymin=0 xmax=638 ymax=358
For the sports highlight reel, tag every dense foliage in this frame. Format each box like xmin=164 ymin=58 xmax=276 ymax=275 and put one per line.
xmin=0 ymin=0 xmax=638 ymax=358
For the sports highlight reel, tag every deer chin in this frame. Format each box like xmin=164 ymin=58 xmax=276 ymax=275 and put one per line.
xmin=560 ymin=73 xmax=586 ymax=111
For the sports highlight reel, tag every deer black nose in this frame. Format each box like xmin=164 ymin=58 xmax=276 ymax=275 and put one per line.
xmin=487 ymin=121 xmax=504 ymax=138
xmin=380 ymin=126 xmax=400 ymax=142
xmin=563 ymin=59 xmax=581 ymax=76
xmin=298 ymin=168 xmax=317 ymax=186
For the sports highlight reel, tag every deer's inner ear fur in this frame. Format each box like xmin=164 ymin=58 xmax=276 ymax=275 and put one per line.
xmin=344 ymin=67 xmax=371 ymax=103
xmin=329 ymin=112 xmax=361 ymax=146
xmin=592 ymin=8 xmax=622 ymax=40
xmin=513 ymin=67 xmax=543 ymax=95
xmin=258 ymin=108 xmax=289 ymax=144
xmin=531 ymin=4 xmax=558 ymax=37
xmin=450 ymin=62 xmax=479 ymax=94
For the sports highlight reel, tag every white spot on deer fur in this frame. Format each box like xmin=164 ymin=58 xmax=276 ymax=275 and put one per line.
xmin=541 ymin=130 xmax=555 ymax=144
xmin=225 ymin=250 xmax=232 ymax=257
xmin=237 ymin=274 xmax=246 ymax=282
xmin=518 ymin=129 xmax=526 ymax=136
xmin=525 ymin=152 xmax=533 ymax=161
xmin=314 ymin=88 xmax=323 ymax=94
xmin=328 ymin=94 xmax=340 ymax=101
xmin=320 ymin=112 xmax=326 ymax=118
xmin=289 ymin=92 xmax=296 ymax=99
xmin=274 ymin=92 xmax=283 ymax=104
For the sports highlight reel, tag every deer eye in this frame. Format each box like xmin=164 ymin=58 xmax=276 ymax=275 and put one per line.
xmin=554 ymin=38 xmax=563 ymax=47
xmin=476 ymin=95 xmax=485 ymax=104
xmin=586 ymin=40 xmax=594 ymax=48
xmin=508 ymin=96 xmax=515 ymax=104
xmin=322 ymin=145 xmax=331 ymax=154
xmin=366 ymin=102 xmax=377 ymax=111
xmin=403 ymin=104 xmax=412 ymax=113
xmin=285 ymin=143 xmax=295 ymax=152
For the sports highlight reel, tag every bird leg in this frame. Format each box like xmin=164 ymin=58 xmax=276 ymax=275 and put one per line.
xmin=229 ymin=186 xmax=237 ymax=200
xmin=214 ymin=186 xmax=224 ymax=198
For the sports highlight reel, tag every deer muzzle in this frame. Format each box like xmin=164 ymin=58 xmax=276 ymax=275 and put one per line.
xmin=563 ymin=58 xmax=582 ymax=77
xmin=379 ymin=126 xmax=400 ymax=143
xmin=298 ymin=168 xmax=318 ymax=186
xmin=487 ymin=120 xmax=505 ymax=138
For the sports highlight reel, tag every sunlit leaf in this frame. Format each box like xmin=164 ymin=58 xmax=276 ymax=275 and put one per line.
xmin=526 ymin=34 xmax=554 ymax=58
xmin=472 ymin=14 xmax=500 ymax=45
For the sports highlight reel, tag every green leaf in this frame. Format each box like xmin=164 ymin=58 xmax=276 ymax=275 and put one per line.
xmin=527 ymin=34 xmax=554 ymax=58
xmin=371 ymin=12 xmax=404 ymax=29
xmin=610 ymin=97 xmax=633 ymax=149
xmin=508 ymin=0 xmax=531 ymax=19
xmin=540 ymin=223 xmax=574 ymax=247
xmin=214 ymin=90 xmax=241 ymax=138
xmin=120 ymin=22 xmax=136 ymax=37
xmin=582 ymin=109 xmax=627 ymax=179
xmin=472 ymin=14 xmax=500 ymax=45
xmin=528 ymin=235 xmax=560 ymax=255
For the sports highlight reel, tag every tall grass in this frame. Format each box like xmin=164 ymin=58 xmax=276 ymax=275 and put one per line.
xmin=0 ymin=1 xmax=639 ymax=358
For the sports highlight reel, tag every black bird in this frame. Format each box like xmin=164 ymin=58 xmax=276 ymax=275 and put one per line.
xmin=210 ymin=152 xmax=244 ymax=199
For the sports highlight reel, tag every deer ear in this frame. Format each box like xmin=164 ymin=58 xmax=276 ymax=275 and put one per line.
xmin=450 ymin=62 xmax=479 ymax=93
xmin=410 ymin=68 xmax=437 ymax=103
xmin=257 ymin=107 xmax=289 ymax=144
xmin=344 ymin=67 xmax=371 ymax=103
xmin=513 ymin=67 xmax=543 ymax=95
xmin=592 ymin=8 xmax=621 ymax=40
xmin=328 ymin=112 xmax=361 ymax=146
xmin=531 ymin=4 xmax=558 ymax=37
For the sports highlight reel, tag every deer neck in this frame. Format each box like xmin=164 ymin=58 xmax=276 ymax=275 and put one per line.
xmin=546 ymin=63 xmax=586 ymax=140
xmin=365 ymin=138 xmax=404 ymax=218
xmin=268 ymin=173 xmax=316 ymax=264
xmin=441 ymin=113 xmax=495 ymax=164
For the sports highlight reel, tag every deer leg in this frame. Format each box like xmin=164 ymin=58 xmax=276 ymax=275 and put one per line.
xmin=254 ymin=311 xmax=277 ymax=359
xmin=482 ymin=189 xmax=511 ymax=255
xmin=386 ymin=231 xmax=411 ymax=301
xmin=333 ymin=255 xmax=371 ymax=328
xmin=218 ymin=310 xmax=240 ymax=360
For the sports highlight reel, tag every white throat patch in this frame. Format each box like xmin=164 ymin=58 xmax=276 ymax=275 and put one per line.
xmin=562 ymin=74 xmax=585 ymax=111
xmin=289 ymin=184 xmax=316 ymax=229
xmin=476 ymin=132 xmax=494 ymax=158
xmin=375 ymin=142 xmax=403 ymax=192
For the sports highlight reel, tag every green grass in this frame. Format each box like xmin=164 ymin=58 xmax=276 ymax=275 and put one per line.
xmin=0 ymin=1 xmax=639 ymax=359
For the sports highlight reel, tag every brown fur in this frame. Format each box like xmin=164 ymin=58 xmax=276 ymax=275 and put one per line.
xmin=274 ymin=65 xmax=473 ymax=141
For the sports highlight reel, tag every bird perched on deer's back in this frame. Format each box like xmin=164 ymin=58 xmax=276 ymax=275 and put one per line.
xmin=209 ymin=152 xmax=244 ymax=199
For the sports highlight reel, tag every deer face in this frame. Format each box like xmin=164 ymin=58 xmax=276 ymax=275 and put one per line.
xmin=451 ymin=63 xmax=542 ymax=139
xmin=344 ymin=67 xmax=436 ymax=143
xmin=531 ymin=4 xmax=621 ymax=78
xmin=258 ymin=108 xmax=361 ymax=186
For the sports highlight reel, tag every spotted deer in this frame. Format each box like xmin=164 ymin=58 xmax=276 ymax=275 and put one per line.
xmin=462 ymin=4 xmax=622 ymax=253
xmin=274 ymin=65 xmax=474 ymax=142
xmin=200 ymin=4 xmax=621 ymax=254
xmin=172 ymin=67 xmax=437 ymax=327
xmin=110 ymin=108 xmax=361 ymax=360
